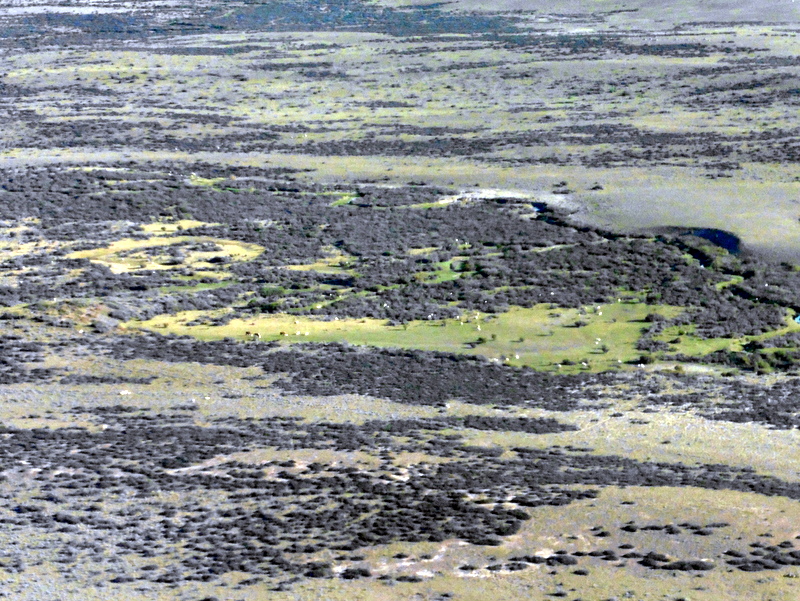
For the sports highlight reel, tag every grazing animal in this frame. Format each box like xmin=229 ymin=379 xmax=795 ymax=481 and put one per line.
xmin=253 ymin=332 xmax=261 ymax=339
xmin=280 ymin=331 xmax=288 ymax=336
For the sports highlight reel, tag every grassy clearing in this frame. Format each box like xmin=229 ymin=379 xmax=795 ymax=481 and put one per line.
xmin=284 ymin=245 xmax=355 ymax=274
xmin=658 ymin=310 xmax=800 ymax=359
xmin=414 ymin=259 xmax=464 ymax=283
xmin=328 ymin=192 xmax=359 ymax=206
xmin=139 ymin=219 xmax=214 ymax=235
xmin=715 ymin=275 xmax=744 ymax=290
xmin=130 ymin=302 xmax=683 ymax=372
xmin=67 ymin=233 xmax=263 ymax=274
xmin=406 ymin=246 xmax=439 ymax=256
xmin=187 ymin=174 xmax=228 ymax=188
xmin=405 ymin=196 xmax=464 ymax=209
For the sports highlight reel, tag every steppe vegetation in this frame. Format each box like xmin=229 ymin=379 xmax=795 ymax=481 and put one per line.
xmin=0 ymin=1 xmax=798 ymax=600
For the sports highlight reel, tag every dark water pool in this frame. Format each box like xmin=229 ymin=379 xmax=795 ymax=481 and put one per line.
xmin=688 ymin=228 xmax=741 ymax=254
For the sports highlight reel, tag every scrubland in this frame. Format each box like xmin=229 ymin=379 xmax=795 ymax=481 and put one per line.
xmin=0 ymin=1 xmax=798 ymax=599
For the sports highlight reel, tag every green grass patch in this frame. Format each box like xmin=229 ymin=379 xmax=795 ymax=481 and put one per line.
xmin=329 ymin=192 xmax=359 ymax=206
xmin=414 ymin=260 xmax=463 ymax=283
xmin=187 ymin=174 xmax=228 ymax=188
xmin=660 ymin=309 xmax=800 ymax=360
xmin=714 ymin=275 xmax=744 ymax=290
xmin=130 ymin=302 xmax=683 ymax=372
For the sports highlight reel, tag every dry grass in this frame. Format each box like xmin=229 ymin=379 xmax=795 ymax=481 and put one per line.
xmin=67 ymin=232 xmax=263 ymax=274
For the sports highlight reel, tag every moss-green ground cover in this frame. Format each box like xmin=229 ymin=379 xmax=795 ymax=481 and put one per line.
xmin=130 ymin=302 xmax=683 ymax=371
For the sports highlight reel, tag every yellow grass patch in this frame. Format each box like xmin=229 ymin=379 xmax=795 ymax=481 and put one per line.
xmin=406 ymin=246 xmax=439 ymax=256
xmin=67 ymin=234 xmax=263 ymax=274
xmin=139 ymin=219 xmax=213 ymax=235
xmin=284 ymin=245 xmax=354 ymax=273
